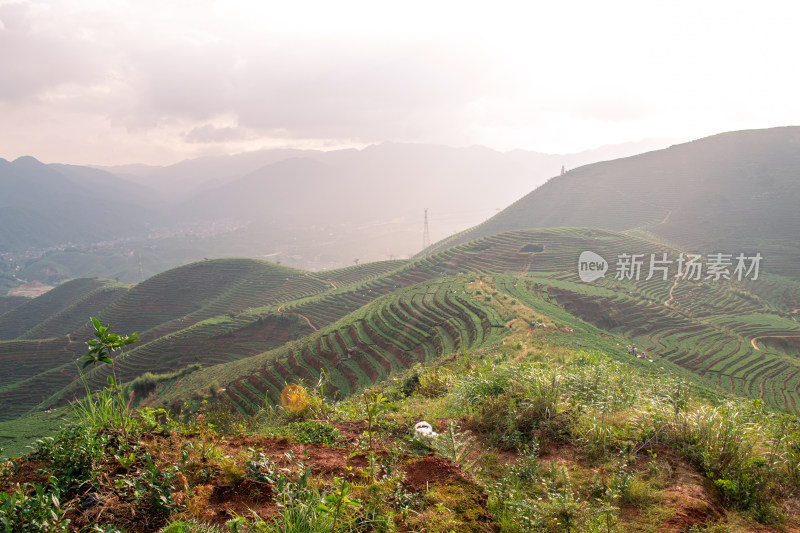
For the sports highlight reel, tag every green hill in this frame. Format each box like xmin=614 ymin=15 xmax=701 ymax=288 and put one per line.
xmin=0 ymin=295 xmax=27 ymax=315
xmin=2 ymin=227 xmax=800 ymax=532
xmin=427 ymin=127 xmax=800 ymax=279
xmin=0 ymin=278 xmax=125 ymax=340
xmin=4 ymin=228 xmax=799 ymax=433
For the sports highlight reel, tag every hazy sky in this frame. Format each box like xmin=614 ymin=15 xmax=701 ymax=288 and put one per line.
xmin=1 ymin=0 xmax=798 ymax=165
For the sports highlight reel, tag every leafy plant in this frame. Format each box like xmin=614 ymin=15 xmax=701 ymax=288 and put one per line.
xmin=284 ymin=421 xmax=340 ymax=446
xmin=0 ymin=483 xmax=69 ymax=532
xmin=122 ymin=453 xmax=177 ymax=515
xmin=73 ymin=317 xmax=139 ymax=431
xmin=428 ymin=421 xmax=482 ymax=476
xmin=362 ymin=390 xmax=389 ymax=451
xmin=318 ymin=477 xmax=360 ymax=531
xmin=245 ymin=448 xmax=277 ymax=484
xmin=80 ymin=316 xmax=138 ymax=386
xmin=35 ymin=424 xmax=112 ymax=488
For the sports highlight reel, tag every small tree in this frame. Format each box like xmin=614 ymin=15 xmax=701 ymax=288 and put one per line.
xmin=74 ymin=317 xmax=138 ymax=428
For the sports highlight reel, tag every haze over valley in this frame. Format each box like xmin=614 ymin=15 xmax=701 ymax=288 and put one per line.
xmin=3 ymin=2 xmax=800 ymax=531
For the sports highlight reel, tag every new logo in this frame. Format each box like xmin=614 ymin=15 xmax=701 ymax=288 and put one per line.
xmin=578 ymin=251 xmax=608 ymax=282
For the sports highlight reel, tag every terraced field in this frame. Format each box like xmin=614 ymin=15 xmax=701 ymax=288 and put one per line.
xmin=5 ymin=227 xmax=799 ymax=424
xmin=156 ymin=277 xmax=508 ymax=414
xmin=85 ymin=259 xmax=328 ymax=341
xmin=0 ymin=337 xmax=85 ymax=421
xmin=0 ymin=278 xmax=123 ymax=340
xmin=494 ymin=265 xmax=800 ymax=410
xmin=0 ymin=296 xmax=27 ymax=316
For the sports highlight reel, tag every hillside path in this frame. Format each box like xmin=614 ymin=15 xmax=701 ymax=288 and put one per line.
xmin=305 ymin=272 xmax=337 ymax=290
xmin=516 ymin=257 xmax=533 ymax=278
xmin=277 ymin=304 xmax=318 ymax=331
xmin=664 ymin=264 xmax=688 ymax=307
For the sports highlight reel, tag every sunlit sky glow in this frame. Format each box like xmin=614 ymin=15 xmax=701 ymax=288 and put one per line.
xmin=1 ymin=0 xmax=798 ymax=165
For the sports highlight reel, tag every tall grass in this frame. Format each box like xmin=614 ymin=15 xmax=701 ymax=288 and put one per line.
xmin=447 ymin=350 xmax=800 ymax=522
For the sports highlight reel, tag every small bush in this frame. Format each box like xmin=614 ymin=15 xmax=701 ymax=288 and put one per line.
xmin=131 ymin=372 xmax=158 ymax=396
xmin=0 ymin=484 xmax=69 ymax=531
xmin=418 ymin=368 xmax=449 ymax=398
xmin=285 ymin=421 xmax=340 ymax=446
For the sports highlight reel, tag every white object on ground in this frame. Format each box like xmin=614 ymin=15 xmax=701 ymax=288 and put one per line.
xmin=414 ymin=421 xmax=438 ymax=438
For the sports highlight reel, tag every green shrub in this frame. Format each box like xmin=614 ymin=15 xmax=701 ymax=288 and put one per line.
xmin=285 ymin=421 xmax=340 ymax=446
xmin=131 ymin=372 xmax=158 ymax=396
xmin=0 ymin=483 xmax=70 ymax=532
xmin=35 ymin=423 xmax=113 ymax=488
xmin=418 ymin=368 xmax=449 ymax=398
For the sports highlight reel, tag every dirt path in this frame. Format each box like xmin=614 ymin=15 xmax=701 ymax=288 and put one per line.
xmin=659 ymin=209 xmax=673 ymax=225
xmin=277 ymin=304 xmax=318 ymax=331
xmin=516 ymin=258 xmax=532 ymax=278
xmin=304 ymin=272 xmax=337 ymax=290
xmin=664 ymin=264 xmax=688 ymax=307
xmin=750 ymin=335 xmax=800 ymax=351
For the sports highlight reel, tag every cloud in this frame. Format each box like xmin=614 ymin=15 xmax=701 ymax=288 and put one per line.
xmin=231 ymin=45 xmax=479 ymax=141
xmin=3 ymin=0 xmax=800 ymax=165
xmin=0 ymin=2 xmax=108 ymax=101
xmin=92 ymin=33 xmax=491 ymax=148
xmin=184 ymin=124 xmax=248 ymax=143
xmin=571 ymin=95 xmax=650 ymax=123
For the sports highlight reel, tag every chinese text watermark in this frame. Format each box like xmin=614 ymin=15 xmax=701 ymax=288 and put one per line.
xmin=578 ymin=251 xmax=762 ymax=283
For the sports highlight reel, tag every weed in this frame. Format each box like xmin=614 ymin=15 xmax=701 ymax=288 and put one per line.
xmin=284 ymin=421 xmax=340 ymax=446
xmin=0 ymin=483 xmax=70 ymax=532
xmin=427 ymin=421 xmax=483 ymax=476
xmin=418 ymin=367 xmax=449 ymax=398
xmin=244 ymin=448 xmax=277 ymax=484
xmin=508 ymin=442 xmax=540 ymax=481
xmin=158 ymin=521 xmax=221 ymax=532
xmin=122 ymin=453 xmax=177 ymax=515
xmin=318 ymin=477 xmax=361 ymax=531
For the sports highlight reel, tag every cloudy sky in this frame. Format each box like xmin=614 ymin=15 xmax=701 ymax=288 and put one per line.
xmin=1 ymin=0 xmax=798 ymax=165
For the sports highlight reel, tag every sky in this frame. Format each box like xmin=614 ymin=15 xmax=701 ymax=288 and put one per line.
xmin=1 ymin=0 xmax=799 ymax=166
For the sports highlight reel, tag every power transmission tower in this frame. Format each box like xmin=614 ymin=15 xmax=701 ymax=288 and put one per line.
xmin=422 ymin=208 xmax=431 ymax=250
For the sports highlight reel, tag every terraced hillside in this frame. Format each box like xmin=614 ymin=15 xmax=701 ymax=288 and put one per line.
xmin=157 ymin=277 xmax=510 ymax=414
xmin=5 ymin=228 xmax=800 ymax=430
xmin=0 ymin=278 xmax=126 ymax=340
xmin=0 ymin=296 xmax=27 ymax=316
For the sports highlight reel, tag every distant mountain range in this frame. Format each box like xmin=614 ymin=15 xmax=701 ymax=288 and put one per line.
xmin=0 ymin=138 xmax=676 ymax=287
xmin=0 ymin=157 xmax=156 ymax=252
xmin=98 ymin=138 xmax=676 ymax=202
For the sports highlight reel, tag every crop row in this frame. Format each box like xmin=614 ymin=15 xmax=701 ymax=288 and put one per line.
xmin=0 ymin=278 xmax=116 ymax=340
xmin=19 ymin=285 xmax=128 ymax=340
xmin=0 ymin=296 xmax=27 ymax=316
xmin=316 ymin=260 xmax=407 ymax=288
xmin=60 ymin=313 xmax=315 ymax=401
xmin=219 ymin=280 xmax=503 ymax=413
